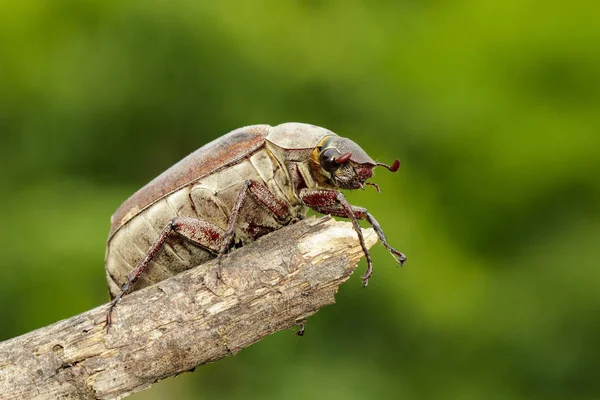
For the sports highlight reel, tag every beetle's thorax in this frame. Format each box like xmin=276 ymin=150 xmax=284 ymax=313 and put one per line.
xmin=264 ymin=141 xmax=329 ymax=197
xmin=265 ymin=123 xmax=340 ymax=198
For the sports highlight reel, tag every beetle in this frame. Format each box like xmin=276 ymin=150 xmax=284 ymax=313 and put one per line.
xmin=105 ymin=122 xmax=406 ymax=326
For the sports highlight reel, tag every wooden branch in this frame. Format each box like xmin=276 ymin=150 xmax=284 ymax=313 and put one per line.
xmin=0 ymin=216 xmax=377 ymax=400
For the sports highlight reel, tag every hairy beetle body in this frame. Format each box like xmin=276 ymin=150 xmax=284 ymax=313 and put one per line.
xmin=105 ymin=123 xmax=405 ymax=326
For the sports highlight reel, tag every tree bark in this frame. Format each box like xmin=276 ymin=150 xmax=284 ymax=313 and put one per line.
xmin=0 ymin=216 xmax=377 ymax=400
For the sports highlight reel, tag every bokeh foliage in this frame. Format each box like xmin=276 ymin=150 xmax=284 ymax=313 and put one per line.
xmin=1 ymin=1 xmax=599 ymax=399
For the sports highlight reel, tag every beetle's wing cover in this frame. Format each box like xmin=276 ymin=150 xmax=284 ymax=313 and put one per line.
xmin=109 ymin=125 xmax=270 ymax=239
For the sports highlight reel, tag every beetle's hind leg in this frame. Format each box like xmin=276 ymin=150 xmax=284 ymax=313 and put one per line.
xmin=106 ymin=217 xmax=226 ymax=331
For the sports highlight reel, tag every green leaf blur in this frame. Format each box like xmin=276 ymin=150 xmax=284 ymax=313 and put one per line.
xmin=1 ymin=1 xmax=598 ymax=399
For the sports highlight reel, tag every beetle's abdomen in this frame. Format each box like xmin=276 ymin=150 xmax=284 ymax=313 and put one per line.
xmin=105 ymin=148 xmax=305 ymax=297
xmin=105 ymin=185 xmax=216 ymax=296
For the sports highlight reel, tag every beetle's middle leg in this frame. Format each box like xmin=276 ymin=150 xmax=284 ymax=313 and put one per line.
xmin=216 ymin=179 xmax=291 ymax=277
xmin=299 ymin=188 xmax=406 ymax=286
xmin=106 ymin=217 xmax=225 ymax=329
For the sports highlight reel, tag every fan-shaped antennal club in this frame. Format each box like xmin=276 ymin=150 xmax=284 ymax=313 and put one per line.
xmin=376 ymin=159 xmax=400 ymax=172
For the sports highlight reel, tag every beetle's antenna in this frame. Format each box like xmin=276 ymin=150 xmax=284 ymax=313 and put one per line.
xmin=376 ymin=159 xmax=400 ymax=172
xmin=366 ymin=182 xmax=381 ymax=193
xmin=335 ymin=152 xmax=352 ymax=164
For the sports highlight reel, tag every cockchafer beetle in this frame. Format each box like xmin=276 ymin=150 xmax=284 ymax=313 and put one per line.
xmin=105 ymin=122 xmax=406 ymax=326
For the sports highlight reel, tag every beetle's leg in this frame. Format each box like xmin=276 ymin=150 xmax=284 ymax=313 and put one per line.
xmin=217 ymin=179 xmax=291 ymax=278
xmin=106 ymin=217 xmax=225 ymax=330
xmin=362 ymin=212 xmax=407 ymax=266
xmin=299 ymin=189 xmax=373 ymax=286
xmin=247 ymin=180 xmax=292 ymax=220
xmin=319 ymin=206 xmax=406 ymax=266
xmin=215 ymin=181 xmax=251 ymax=280
xmin=220 ymin=179 xmax=291 ymax=253
xmin=219 ymin=181 xmax=251 ymax=257
xmin=299 ymin=189 xmax=406 ymax=286
xmin=296 ymin=321 xmax=306 ymax=336
xmin=308 ymin=203 xmax=406 ymax=266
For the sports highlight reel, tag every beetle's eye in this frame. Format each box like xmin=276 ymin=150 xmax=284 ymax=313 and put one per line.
xmin=319 ymin=148 xmax=341 ymax=173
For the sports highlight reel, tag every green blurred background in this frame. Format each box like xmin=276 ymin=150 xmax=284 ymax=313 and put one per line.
xmin=1 ymin=1 xmax=599 ymax=399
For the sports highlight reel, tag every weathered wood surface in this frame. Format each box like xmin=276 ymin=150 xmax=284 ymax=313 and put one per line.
xmin=0 ymin=216 xmax=377 ymax=400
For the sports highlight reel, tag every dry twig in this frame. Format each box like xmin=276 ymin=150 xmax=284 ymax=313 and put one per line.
xmin=0 ymin=216 xmax=377 ymax=399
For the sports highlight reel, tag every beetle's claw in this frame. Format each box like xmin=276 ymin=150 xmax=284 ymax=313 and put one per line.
xmin=394 ymin=251 xmax=407 ymax=266
xmin=392 ymin=252 xmax=406 ymax=267
xmin=105 ymin=301 xmax=117 ymax=333
xmin=398 ymin=253 xmax=407 ymax=266
xmin=380 ymin=242 xmax=407 ymax=267
xmin=361 ymin=269 xmax=372 ymax=287
xmin=105 ymin=283 xmax=129 ymax=333
xmin=392 ymin=251 xmax=407 ymax=267
xmin=296 ymin=322 xmax=306 ymax=336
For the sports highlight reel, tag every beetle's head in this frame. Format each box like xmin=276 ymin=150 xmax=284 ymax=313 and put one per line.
xmin=311 ymin=136 xmax=400 ymax=190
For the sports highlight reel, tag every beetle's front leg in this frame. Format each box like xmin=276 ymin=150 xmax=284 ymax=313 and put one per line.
xmin=299 ymin=189 xmax=373 ymax=286
xmin=361 ymin=212 xmax=407 ymax=266
xmin=299 ymin=189 xmax=406 ymax=286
